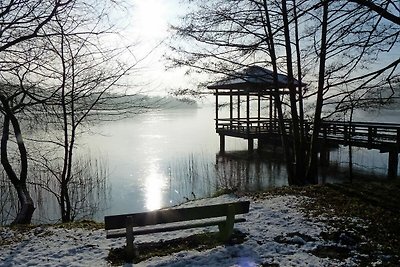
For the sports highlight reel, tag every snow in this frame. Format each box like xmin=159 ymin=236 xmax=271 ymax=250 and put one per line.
xmin=0 ymin=194 xmax=359 ymax=266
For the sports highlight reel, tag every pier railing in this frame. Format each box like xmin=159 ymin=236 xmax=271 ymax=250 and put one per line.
xmin=320 ymin=121 xmax=400 ymax=151
xmin=216 ymin=117 xmax=400 ymax=178
xmin=216 ymin=118 xmax=400 ymax=151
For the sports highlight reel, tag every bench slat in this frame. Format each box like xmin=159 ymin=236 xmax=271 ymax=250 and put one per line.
xmin=106 ymin=217 xmax=246 ymax=239
xmin=105 ymin=201 xmax=250 ymax=230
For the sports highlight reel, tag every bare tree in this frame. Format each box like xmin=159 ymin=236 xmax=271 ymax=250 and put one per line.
xmin=349 ymin=0 xmax=400 ymax=25
xmin=0 ymin=0 xmax=148 ymax=224
xmin=0 ymin=90 xmax=35 ymax=224
xmin=169 ymin=0 xmax=399 ymax=185
xmin=0 ymin=0 xmax=78 ymax=224
xmin=40 ymin=9 xmax=146 ymax=222
xmin=306 ymin=0 xmax=329 ymax=182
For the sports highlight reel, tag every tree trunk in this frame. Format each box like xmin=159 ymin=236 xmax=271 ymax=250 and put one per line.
xmin=61 ymin=183 xmax=71 ymax=222
xmin=282 ymin=0 xmax=306 ymax=185
xmin=306 ymin=1 xmax=329 ymax=183
xmin=12 ymin=182 xmax=35 ymax=225
xmin=348 ymin=105 xmax=354 ymax=182
xmin=0 ymin=97 xmax=35 ymax=224
xmin=262 ymin=0 xmax=295 ymax=183
xmin=293 ymin=0 xmax=307 ymax=174
xmin=59 ymin=29 xmax=74 ymax=223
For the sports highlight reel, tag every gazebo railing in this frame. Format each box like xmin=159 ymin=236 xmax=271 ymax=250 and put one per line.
xmin=216 ymin=117 xmax=292 ymax=135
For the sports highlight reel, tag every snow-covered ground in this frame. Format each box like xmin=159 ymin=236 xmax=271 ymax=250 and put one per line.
xmin=0 ymin=194 xmax=359 ymax=266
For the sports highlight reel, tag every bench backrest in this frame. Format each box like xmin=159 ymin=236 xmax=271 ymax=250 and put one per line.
xmin=105 ymin=200 xmax=250 ymax=230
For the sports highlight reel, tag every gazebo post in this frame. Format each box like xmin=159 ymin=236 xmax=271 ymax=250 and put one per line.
xmin=247 ymin=91 xmax=253 ymax=152
xmin=215 ymin=89 xmax=219 ymax=129
xmin=258 ymin=91 xmax=263 ymax=150
xmin=246 ymin=91 xmax=250 ymax=135
xmin=269 ymin=95 xmax=273 ymax=131
xmin=274 ymin=96 xmax=278 ymax=131
xmin=237 ymin=93 xmax=240 ymax=120
xmin=230 ymin=89 xmax=233 ymax=127
xmin=216 ymin=89 xmax=226 ymax=153
xmin=257 ymin=92 xmax=261 ymax=129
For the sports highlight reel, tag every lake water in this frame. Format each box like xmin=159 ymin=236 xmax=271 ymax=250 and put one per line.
xmin=80 ymin=106 xmax=400 ymax=218
xmin=1 ymin=106 xmax=399 ymax=224
xmin=80 ymin=106 xmax=288 ymax=219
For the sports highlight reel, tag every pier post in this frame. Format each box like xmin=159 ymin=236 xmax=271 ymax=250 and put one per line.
xmin=258 ymin=139 xmax=264 ymax=151
xmin=388 ymin=150 xmax=398 ymax=179
xmin=220 ymin=134 xmax=225 ymax=153
xmin=248 ymin=138 xmax=254 ymax=152
xmin=320 ymin=147 xmax=330 ymax=167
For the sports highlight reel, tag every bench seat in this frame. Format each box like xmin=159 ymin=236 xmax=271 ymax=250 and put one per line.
xmin=106 ymin=217 xmax=247 ymax=238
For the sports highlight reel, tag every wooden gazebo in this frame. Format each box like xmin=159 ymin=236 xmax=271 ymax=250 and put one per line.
xmin=207 ymin=65 xmax=305 ymax=153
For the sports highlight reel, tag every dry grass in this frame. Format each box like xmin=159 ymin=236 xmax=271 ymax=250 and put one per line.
xmin=246 ymin=179 xmax=400 ymax=265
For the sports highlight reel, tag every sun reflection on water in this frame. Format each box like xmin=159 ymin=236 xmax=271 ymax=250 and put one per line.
xmin=144 ymin=167 xmax=166 ymax=211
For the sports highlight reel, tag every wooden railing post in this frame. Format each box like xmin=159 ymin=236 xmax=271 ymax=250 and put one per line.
xmin=368 ymin=127 xmax=373 ymax=148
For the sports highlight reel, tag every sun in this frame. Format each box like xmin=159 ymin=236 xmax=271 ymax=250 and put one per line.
xmin=132 ymin=0 xmax=169 ymax=40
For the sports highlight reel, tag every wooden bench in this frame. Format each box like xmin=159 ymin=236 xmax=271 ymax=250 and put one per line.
xmin=104 ymin=200 xmax=250 ymax=259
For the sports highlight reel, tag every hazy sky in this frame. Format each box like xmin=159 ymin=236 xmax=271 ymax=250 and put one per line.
xmin=130 ymin=0 xmax=175 ymax=41
xmin=123 ymin=0 xmax=191 ymax=96
xmin=124 ymin=1 xmax=399 ymax=98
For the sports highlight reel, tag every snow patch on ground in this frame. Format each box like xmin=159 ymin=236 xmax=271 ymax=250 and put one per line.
xmin=0 ymin=194 xmax=359 ymax=266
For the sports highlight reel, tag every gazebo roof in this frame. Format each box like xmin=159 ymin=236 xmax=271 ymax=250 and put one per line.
xmin=207 ymin=65 xmax=306 ymax=91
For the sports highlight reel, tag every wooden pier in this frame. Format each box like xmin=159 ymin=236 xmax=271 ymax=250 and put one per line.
xmin=320 ymin=121 xmax=400 ymax=178
xmin=215 ymin=118 xmax=400 ymax=178
xmin=208 ymin=66 xmax=400 ymax=179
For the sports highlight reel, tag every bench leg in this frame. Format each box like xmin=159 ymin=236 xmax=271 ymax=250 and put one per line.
xmin=218 ymin=204 xmax=234 ymax=242
xmin=126 ymin=217 xmax=138 ymax=260
xmin=126 ymin=233 xmax=137 ymax=260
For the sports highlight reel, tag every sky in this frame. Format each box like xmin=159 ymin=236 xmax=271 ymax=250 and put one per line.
xmin=121 ymin=0 xmax=193 ymax=96
xmin=120 ymin=1 xmax=399 ymax=99
xmin=130 ymin=0 xmax=173 ymax=41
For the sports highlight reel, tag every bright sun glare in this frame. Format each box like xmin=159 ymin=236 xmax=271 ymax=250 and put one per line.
xmin=145 ymin=168 xmax=166 ymax=211
xmin=132 ymin=0 xmax=169 ymax=40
